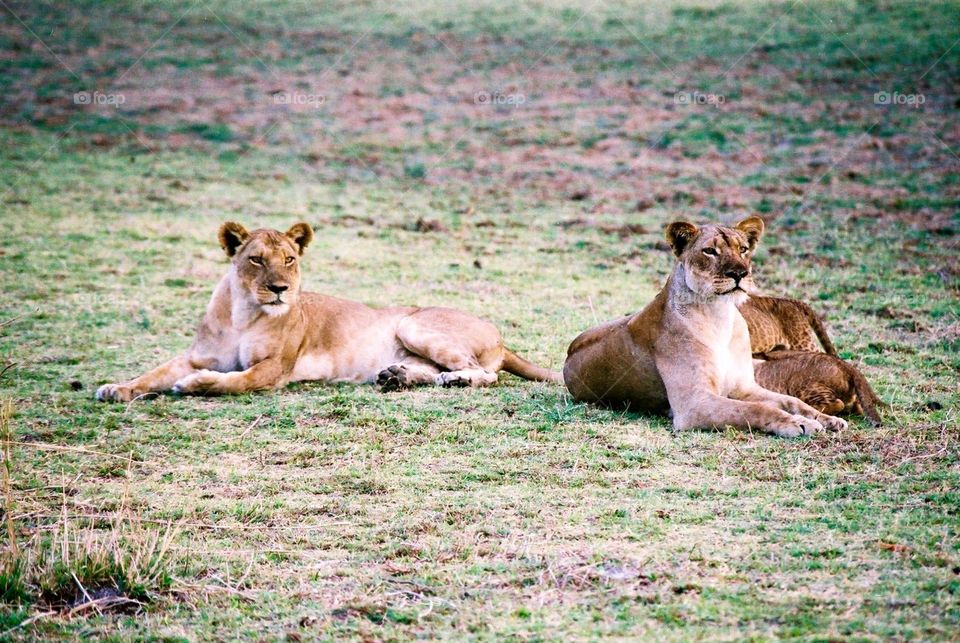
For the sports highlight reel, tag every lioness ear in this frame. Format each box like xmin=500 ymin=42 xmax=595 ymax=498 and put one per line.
xmin=285 ymin=222 xmax=314 ymax=255
xmin=735 ymin=216 xmax=764 ymax=250
xmin=218 ymin=222 xmax=249 ymax=258
xmin=665 ymin=221 xmax=699 ymax=257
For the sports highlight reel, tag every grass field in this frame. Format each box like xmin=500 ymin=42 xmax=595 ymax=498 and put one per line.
xmin=1 ymin=0 xmax=958 ymax=639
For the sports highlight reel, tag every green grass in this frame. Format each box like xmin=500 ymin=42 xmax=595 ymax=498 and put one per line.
xmin=0 ymin=0 xmax=958 ymax=639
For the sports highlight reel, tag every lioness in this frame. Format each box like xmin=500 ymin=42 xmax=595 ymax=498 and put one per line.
xmin=753 ymin=350 xmax=884 ymax=426
xmin=96 ymin=222 xmax=560 ymax=402
xmin=563 ymin=216 xmax=847 ymax=437
xmin=740 ymin=295 xmax=837 ymax=356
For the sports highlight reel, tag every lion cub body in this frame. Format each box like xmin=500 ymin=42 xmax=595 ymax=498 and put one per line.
xmin=97 ymin=222 xmax=558 ymax=402
xmin=740 ymin=296 xmax=837 ymax=356
xmin=753 ymin=350 xmax=883 ymax=425
xmin=564 ymin=217 xmax=847 ymax=438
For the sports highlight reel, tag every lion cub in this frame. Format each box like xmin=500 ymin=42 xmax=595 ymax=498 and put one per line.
xmin=563 ymin=216 xmax=847 ymax=438
xmin=753 ymin=350 xmax=883 ymax=426
xmin=740 ymin=296 xmax=837 ymax=356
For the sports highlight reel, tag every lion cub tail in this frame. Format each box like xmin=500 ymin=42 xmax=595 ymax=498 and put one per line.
xmin=502 ymin=349 xmax=564 ymax=383
xmin=846 ymin=361 xmax=885 ymax=427
xmin=796 ymin=300 xmax=839 ymax=357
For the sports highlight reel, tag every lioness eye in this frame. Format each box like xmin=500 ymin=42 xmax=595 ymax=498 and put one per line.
xmin=249 ymin=256 xmax=263 ymax=266
xmin=285 ymin=256 xmax=295 ymax=265
xmin=740 ymin=246 xmax=749 ymax=254
xmin=702 ymin=247 xmax=718 ymax=256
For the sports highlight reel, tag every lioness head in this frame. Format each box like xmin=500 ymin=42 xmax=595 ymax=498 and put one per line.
xmin=665 ymin=216 xmax=764 ymax=301
xmin=218 ymin=221 xmax=314 ymax=315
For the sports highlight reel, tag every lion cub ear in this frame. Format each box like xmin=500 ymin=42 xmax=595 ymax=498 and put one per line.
xmin=285 ymin=222 xmax=314 ymax=255
xmin=218 ymin=222 xmax=249 ymax=258
xmin=665 ymin=221 xmax=699 ymax=257
xmin=735 ymin=216 xmax=764 ymax=250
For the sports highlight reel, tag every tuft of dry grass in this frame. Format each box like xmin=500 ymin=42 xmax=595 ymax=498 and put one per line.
xmin=22 ymin=514 xmax=180 ymax=612
xmin=2 ymin=399 xmax=17 ymax=559
xmin=0 ymin=404 xmax=182 ymax=631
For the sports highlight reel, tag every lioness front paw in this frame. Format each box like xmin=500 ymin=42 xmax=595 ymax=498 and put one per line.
xmin=771 ymin=414 xmax=823 ymax=438
xmin=172 ymin=370 xmax=219 ymax=395
xmin=819 ymin=415 xmax=847 ymax=432
xmin=96 ymin=383 xmax=135 ymax=403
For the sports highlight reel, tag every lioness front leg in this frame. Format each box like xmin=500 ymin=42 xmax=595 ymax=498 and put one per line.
xmin=173 ymin=359 xmax=285 ymax=396
xmin=97 ymin=355 xmax=201 ymax=402
xmin=672 ymin=393 xmax=823 ymax=438
xmin=737 ymin=385 xmax=847 ymax=432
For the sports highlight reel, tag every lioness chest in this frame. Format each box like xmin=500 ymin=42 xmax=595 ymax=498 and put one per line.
xmin=200 ymin=327 xmax=286 ymax=373
xmin=707 ymin=341 xmax=750 ymax=396
xmin=669 ymin=308 xmax=752 ymax=397
xmin=712 ymin=320 xmax=755 ymax=396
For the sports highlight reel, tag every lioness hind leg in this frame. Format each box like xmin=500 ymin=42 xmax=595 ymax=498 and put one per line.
xmin=395 ymin=309 xmax=503 ymax=389
xmin=377 ymin=359 xmax=441 ymax=392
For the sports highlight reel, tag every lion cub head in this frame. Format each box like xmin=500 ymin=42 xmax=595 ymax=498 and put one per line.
xmin=665 ymin=216 xmax=764 ymax=302
xmin=218 ymin=221 xmax=314 ymax=316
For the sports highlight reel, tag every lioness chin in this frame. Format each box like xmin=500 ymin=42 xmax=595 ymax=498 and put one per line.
xmin=563 ymin=216 xmax=847 ymax=438
xmin=96 ymin=221 xmax=560 ymax=402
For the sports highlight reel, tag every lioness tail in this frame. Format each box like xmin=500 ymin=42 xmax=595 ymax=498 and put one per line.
xmin=502 ymin=349 xmax=563 ymax=383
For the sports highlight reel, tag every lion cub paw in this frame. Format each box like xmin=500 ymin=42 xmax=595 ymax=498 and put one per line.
xmin=771 ymin=414 xmax=823 ymax=438
xmin=377 ymin=364 xmax=410 ymax=392
xmin=435 ymin=372 xmax=470 ymax=388
xmin=172 ymin=370 xmax=219 ymax=395
xmin=819 ymin=415 xmax=848 ymax=432
xmin=95 ymin=383 xmax=135 ymax=403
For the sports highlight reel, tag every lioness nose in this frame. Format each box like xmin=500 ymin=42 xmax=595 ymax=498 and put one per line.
xmin=725 ymin=267 xmax=748 ymax=281
xmin=267 ymin=284 xmax=288 ymax=294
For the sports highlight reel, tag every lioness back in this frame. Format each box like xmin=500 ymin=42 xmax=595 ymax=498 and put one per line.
xmin=563 ymin=313 xmax=668 ymax=411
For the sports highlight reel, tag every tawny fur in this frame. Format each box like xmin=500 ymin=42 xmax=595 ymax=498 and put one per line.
xmin=96 ymin=222 xmax=560 ymax=402
xmin=739 ymin=296 xmax=837 ymax=356
xmin=753 ymin=350 xmax=883 ymax=426
xmin=563 ymin=216 xmax=847 ymax=438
